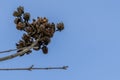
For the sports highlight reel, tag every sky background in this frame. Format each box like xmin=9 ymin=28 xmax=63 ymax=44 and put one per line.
xmin=0 ymin=0 xmax=120 ymax=80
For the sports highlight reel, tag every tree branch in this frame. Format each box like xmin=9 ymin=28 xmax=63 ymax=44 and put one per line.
xmin=0 ymin=65 xmax=68 ymax=71
xmin=0 ymin=49 xmax=17 ymax=54
xmin=0 ymin=47 xmax=29 ymax=54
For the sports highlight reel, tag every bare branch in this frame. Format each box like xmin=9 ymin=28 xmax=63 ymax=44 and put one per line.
xmin=0 ymin=65 xmax=68 ymax=71
xmin=0 ymin=47 xmax=29 ymax=54
xmin=0 ymin=49 xmax=17 ymax=54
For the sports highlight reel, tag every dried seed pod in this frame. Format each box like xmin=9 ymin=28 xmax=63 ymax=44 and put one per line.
xmin=16 ymin=40 xmax=25 ymax=49
xmin=22 ymin=33 xmax=30 ymax=41
xmin=25 ymin=40 xmax=33 ymax=46
xmin=16 ymin=22 xmax=25 ymax=30
xmin=38 ymin=40 xmax=43 ymax=46
xmin=17 ymin=6 xmax=24 ymax=14
xmin=24 ymin=38 xmax=33 ymax=47
xmin=42 ymin=46 xmax=48 ymax=54
xmin=25 ymin=27 xmax=34 ymax=35
xmin=44 ymin=29 xmax=53 ymax=37
xmin=13 ymin=11 xmax=21 ymax=17
xmin=32 ymin=34 xmax=39 ymax=40
xmin=14 ymin=18 xmax=21 ymax=24
xmin=39 ymin=24 xmax=45 ymax=32
xmin=41 ymin=36 xmax=51 ymax=45
xmin=44 ymin=23 xmax=51 ymax=28
xmin=43 ymin=17 xmax=48 ymax=23
xmin=19 ymin=40 xmax=25 ymax=46
xmin=23 ymin=12 xmax=30 ymax=22
xmin=57 ymin=22 xmax=64 ymax=31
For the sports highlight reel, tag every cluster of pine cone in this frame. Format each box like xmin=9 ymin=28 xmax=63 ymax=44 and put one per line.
xmin=13 ymin=6 xmax=64 ymax=56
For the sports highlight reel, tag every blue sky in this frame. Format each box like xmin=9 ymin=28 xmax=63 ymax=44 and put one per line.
xmin=0 ymin=0 xmax=120 ymax=80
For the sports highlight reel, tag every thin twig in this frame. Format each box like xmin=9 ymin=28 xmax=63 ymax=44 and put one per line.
xmin=0 ymin=49 xmax=17 ymax=53
xmin=0 ymin=65 xmax=68 ymax=71
xmin=0 ymin=47 xmax=28 ymax=54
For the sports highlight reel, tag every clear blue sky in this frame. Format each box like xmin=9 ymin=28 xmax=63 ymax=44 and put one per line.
xmin=0 ymin=0 xmax=120 ymax=80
